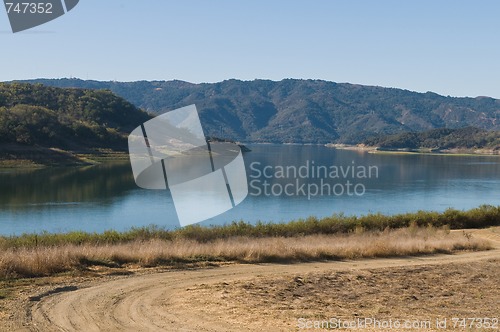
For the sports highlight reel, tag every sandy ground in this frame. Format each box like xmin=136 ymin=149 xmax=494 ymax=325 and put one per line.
xmin=2 ymin=228 xmax=499 ymax=332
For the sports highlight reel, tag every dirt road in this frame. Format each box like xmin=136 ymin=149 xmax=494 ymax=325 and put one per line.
xmin=12 ymin=228 xmax=500 ymax=331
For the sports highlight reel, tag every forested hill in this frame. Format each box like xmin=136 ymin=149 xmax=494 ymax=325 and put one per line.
xmin=20 ymin=78 xmax=500 ymax=144
xmin=363 ymin=127 xmax=500 ymax=151
xmin=0 ymin=83 xmax=151 ymax=163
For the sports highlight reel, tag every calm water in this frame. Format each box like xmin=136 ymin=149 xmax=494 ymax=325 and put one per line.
xmin=1 ymin=145 xmax=500 ymax=235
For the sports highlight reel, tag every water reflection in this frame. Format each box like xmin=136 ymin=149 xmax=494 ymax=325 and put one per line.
xmin=0 ymin=162 xmax=136 ymax=208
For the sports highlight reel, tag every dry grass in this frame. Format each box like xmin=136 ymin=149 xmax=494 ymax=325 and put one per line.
xmin=0 ymin=227 xmax=490 ymax=279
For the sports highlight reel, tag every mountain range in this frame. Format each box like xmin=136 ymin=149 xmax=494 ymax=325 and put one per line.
xmin=14 ymin=78 xmax=500 ymax=144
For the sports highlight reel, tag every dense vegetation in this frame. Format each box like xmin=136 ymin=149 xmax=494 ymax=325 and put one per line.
xmin=21 ymin=78 xmax=500 ymax=143
xmin=0 ymin=83 xmax=151 ymax=152
xmin=2 ymin=204 xmax=498 ymax=249
xmin=1 ymin=205 xmax=496 ymax=278
xmin=364 ymin=127 xmax=500 ymax=150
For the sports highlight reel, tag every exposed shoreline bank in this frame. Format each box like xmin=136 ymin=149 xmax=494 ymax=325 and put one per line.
xmin=2 ymin=141 xmax=500 ymax=169
xmin=0 ymin=143 xmax=130 ymax=168
xmin=0 ymin=142 xmax=252 ymax=168
xmin=326 ymin=143 xmax=500 ymax=156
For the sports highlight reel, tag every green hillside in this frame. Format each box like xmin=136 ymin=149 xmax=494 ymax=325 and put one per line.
xmin=21 ymin=78 xmax=500 ymax=144
xmin=363 ymin=127 xmax=500 ymax=151
xmin=0 ymin=83 xmax=151 ymax=165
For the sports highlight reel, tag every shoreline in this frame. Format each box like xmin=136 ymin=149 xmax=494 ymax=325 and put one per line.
xmin=326 ymin=143 xmax=500 ymax=156
xmin=0 ymin=143 xmax=130 ymax=168
xmin=2 ymin=141 xmax=500 ymax=168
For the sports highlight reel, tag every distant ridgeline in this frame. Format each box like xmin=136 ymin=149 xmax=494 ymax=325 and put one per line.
xmin=363 ymin=127 xmax=500 ymax=151
xmin=18 ymin=78 xmax=500 ymax=144
xmin=0 ymin=83 xmax=151 ymax=164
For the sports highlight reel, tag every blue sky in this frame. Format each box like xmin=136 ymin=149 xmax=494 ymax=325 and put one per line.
xmin=1 ymin=0 xmax=499 ymax=98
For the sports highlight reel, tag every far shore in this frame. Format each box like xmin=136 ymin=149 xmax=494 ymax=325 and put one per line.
xmin=0 ymin=141 xmax=252 ymax=168
xmin=0 ymin=144 xmax=130 ymax=168
xmin=3 ymin=141 xmax=500 ymax=168
xmin=326 ymin=143 xmax=500 ymax=156
xmin=0 ymin=154 xmax=130 ymax=168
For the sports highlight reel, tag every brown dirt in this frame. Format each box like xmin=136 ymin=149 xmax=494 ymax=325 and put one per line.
xmin=1 ymin=227 xmax=499 ymax=332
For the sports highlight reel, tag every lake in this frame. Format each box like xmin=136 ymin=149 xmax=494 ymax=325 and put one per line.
xmin=1 ymin=145 xmax=500 ymax=235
